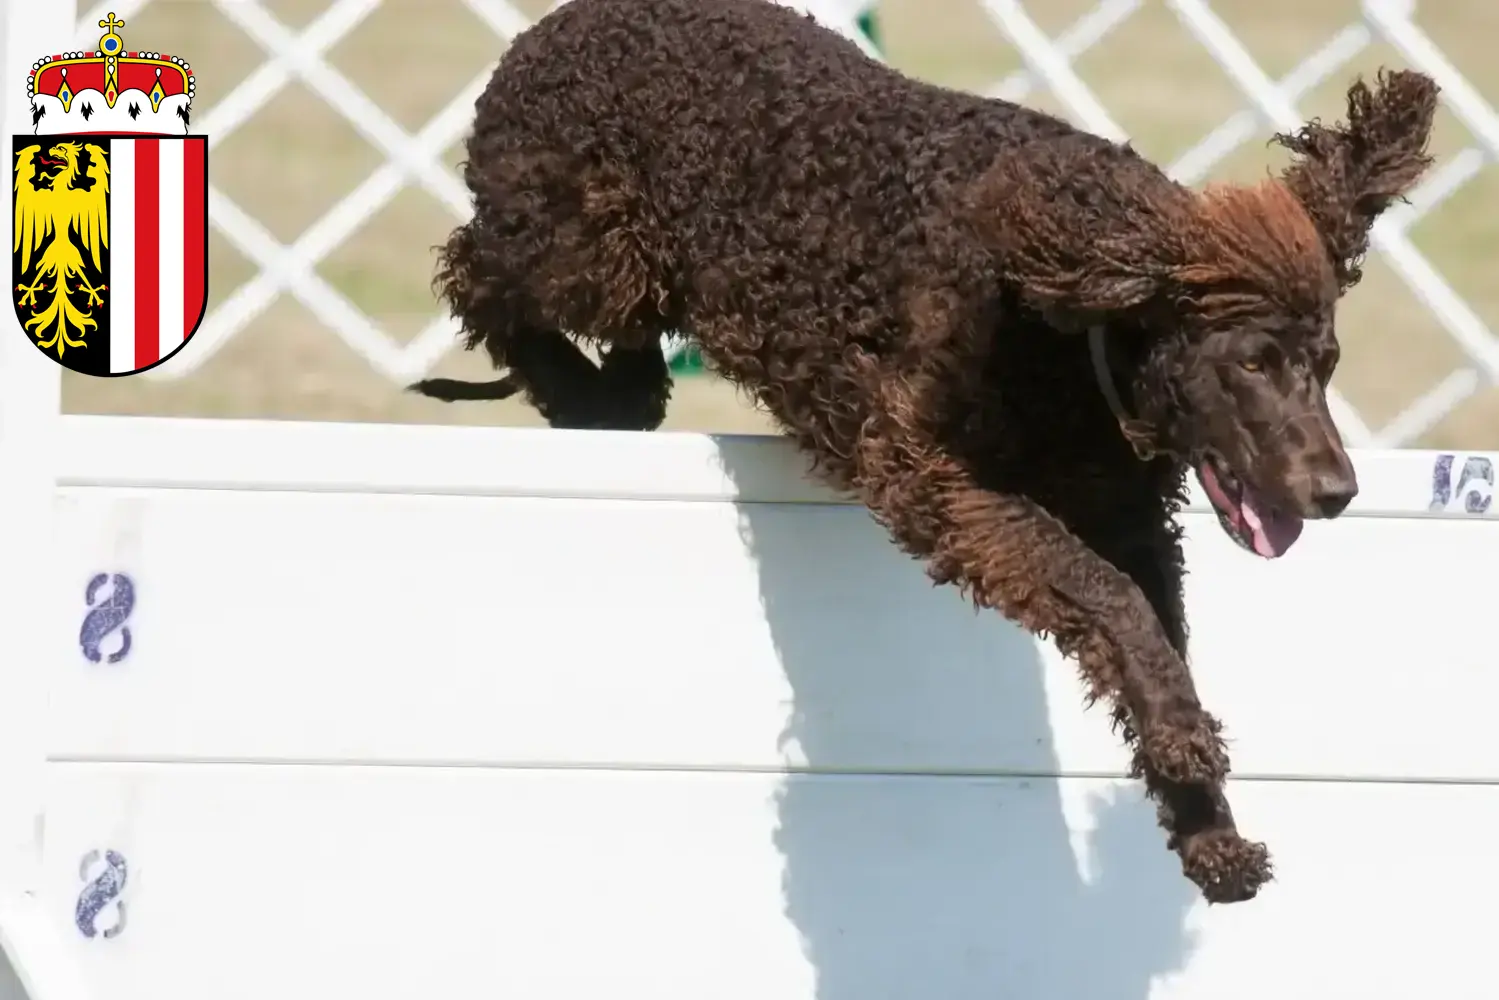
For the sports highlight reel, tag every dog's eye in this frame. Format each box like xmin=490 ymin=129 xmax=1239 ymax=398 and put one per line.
xmin=1239 ymin=358 xmax=1263 ymax=373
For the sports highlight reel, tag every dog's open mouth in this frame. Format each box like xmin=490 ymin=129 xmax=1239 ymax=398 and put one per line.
xmin=1196 ymin=456 xmax=1303 ymax=559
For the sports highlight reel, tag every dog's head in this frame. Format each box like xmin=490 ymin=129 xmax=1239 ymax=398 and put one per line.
xmin=970 ymin=69 xmax=1439 ymax=558
xmin=1127 ymin=178 xmax=1352 ymax=559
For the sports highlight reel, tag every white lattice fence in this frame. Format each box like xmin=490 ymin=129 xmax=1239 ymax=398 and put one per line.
xmin=64 ymin=0 xmax=1499 ymax=448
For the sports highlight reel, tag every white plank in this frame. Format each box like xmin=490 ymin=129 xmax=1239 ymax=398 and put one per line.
xmin=1054 ymin=509 xmax=1499 ymax=781
xmin=46 ymin=489 xmax=1045 ymax=771
xmin=52 ymin=415 xmax=1499 ymax=516
xmin=48 ymin=489 xmax=1498 ymax=780
xmin=37 ymin=763 xmax=1499 ymax=1000
xmin=54 ymin=416 xmax=847 ymax=505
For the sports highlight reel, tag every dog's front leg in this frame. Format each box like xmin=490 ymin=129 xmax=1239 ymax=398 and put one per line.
xmin=855 ymin=424 xmax=1224 ymax=780
xmin=853 ymin=426 xmax=1271 ymax=902
xmin=1060 ymin=491 xmax=1274 ymax=904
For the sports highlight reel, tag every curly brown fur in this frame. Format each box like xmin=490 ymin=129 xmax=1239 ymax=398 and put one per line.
xmin=419 ymin=0 xmax=1439 ymax=904
xmin=1272 ymin=69 xmax=1439 ymax=290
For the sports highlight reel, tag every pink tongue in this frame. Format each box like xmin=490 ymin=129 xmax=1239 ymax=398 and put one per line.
xmin=1238 ymin=489 xmax=1303 ymax=558
xmin=1196 ymin=462 xmax=1304 ymax=558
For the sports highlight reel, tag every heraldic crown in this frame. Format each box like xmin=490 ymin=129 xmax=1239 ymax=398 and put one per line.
xmin=28 ymin=13 xmax=195 ymax=136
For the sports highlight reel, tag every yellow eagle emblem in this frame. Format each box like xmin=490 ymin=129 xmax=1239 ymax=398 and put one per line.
xmin=14 ymin=141 xmax=110 ymax=356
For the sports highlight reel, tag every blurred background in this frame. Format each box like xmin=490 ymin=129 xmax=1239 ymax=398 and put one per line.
xmin=57 ymin=0 xmax=1499 ymax=448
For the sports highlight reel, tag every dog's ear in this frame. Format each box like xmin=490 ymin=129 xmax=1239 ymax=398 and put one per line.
xmin=1272 ymin=69 xmax=1439 ymax=291
xmin=963 ymin=134 xmax=1187 ymax=327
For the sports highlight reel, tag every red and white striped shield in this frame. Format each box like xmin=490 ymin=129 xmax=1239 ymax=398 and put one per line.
xmin=12 ymin=134 xmax=208 ymax=376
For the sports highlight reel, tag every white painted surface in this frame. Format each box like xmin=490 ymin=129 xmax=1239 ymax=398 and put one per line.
xmin=39 ymin=766 xmax=1499 ymax=1000
xmin=17 ymin=416 xmax=1497 ymax=1000
xmin=2 ymin=5 xmax=92 ymax=999
xmin=45 ymin=483 xmax=1499 ymax=782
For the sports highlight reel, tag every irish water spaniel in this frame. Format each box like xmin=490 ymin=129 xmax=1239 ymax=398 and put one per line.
xmin=411 ymin=0 xmax=1439 ymax=903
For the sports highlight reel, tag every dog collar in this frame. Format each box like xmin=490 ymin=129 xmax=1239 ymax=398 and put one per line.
xmin=1087 ymin=326 xmax=1161 ymax=461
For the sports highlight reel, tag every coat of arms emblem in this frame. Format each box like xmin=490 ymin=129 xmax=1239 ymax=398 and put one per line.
xmin=13 ymin=12 xmax=207 ymax=376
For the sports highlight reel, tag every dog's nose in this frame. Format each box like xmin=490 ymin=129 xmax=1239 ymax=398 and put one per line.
xmin=1307 ymin=472 xmax=1357 ymax=518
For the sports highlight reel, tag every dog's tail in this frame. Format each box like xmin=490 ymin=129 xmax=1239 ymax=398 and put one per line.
xmin=406 ymin=376 xmax=520 ymax=402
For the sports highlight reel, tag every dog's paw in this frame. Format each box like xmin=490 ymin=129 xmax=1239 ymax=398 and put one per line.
xmin=1143 ymin=711 xmax=1230 ymax=785
xmin=1180 ymin=828 xmax=1273 ymax=904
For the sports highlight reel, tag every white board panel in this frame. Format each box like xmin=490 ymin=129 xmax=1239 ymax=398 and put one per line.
xmin=45 ymin=489 xmax=1079 ymax=773
xmin=48 ymin=488 xmax=1499 ymax=780
xmin=1054 ymin=510 xmax=1499 ymax=781
xmin=51 ymin=416 xmax=1496 ymax=516
xmin=39 ymin=763 xmax=1498 ymax=1000
xmin=1182 ymin=512 xmax=1497 ymax=780
xmin=46 ymin=488 xmax=1499 ymax=785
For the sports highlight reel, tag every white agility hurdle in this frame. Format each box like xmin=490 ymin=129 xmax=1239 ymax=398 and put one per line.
xmin=1 ymin=367 xmax=1499 ymax=1000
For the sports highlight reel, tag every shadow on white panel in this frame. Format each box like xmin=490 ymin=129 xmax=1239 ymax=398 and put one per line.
xmin=0 ymin=954 xmax=25 ymax=1000
xmin=724 ymin=448 xmax=1198 ymax=1000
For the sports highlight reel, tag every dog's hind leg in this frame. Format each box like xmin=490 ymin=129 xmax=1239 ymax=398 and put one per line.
xmin=409 ymin=323 xmax=672 ymax=432
xmin=500 ymin=327 xmax=672 ymax=431
xmin=418 ymin=151 xmax=675 ymax=431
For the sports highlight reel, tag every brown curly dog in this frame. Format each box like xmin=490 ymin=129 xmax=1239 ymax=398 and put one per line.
xmin=411 ymin=0 xmax=1439 ymax=903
